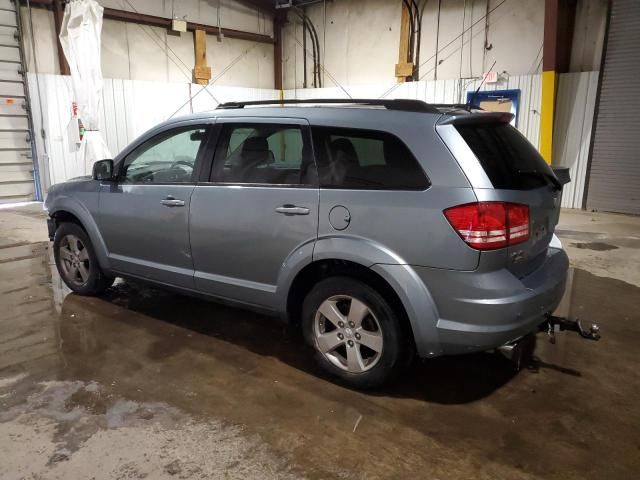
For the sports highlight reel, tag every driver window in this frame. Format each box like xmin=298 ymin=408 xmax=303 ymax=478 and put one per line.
xmin=212 ymin=123 xmax=313 ymax=185
xmin=121 ymin=127 xmax=208 ymax=183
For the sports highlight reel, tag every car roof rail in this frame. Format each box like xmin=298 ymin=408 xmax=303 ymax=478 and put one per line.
xmin=216 ymin=98 xmax=441 ymax=114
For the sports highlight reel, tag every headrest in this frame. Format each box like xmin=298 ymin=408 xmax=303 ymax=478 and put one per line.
xmin=242 ymin=136 xmax=268 ymax=153
xmin=330 ymin=138 xmax=359 ymax=167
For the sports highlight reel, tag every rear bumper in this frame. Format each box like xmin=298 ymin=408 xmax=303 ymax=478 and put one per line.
xmin=414 ymin=247 xmax=569 ymax=355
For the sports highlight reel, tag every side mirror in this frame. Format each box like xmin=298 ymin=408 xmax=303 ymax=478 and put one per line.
xmin=552 ymin=166 xmax=571 ymax=186
xmin=92 ymin=159 xmax=114 ymax=181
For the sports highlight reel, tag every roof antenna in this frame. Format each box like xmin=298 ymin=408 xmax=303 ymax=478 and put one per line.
xmin=468 ymin=60 xmax=497 ymax=111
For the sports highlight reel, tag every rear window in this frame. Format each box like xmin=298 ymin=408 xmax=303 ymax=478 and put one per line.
xmin=456 ymin=123 xmax=556 ymax=190
xmin=312 ymin=127 xmax=429 ymax=190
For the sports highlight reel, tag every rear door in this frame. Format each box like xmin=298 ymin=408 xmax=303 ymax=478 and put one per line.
xmin=443 ymin=119 xmax=562 ymax=276
xmin=189 ymin=117 xmax=318 ymax=309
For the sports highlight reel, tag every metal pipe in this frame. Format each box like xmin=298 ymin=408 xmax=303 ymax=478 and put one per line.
xmin=301 ymin=16 xmax=317 ymax=87
xmin=433 ymin=0 xmax=441 ymax=80
xmin=305 ymin=15 xmax=322 ymax=87
xmin=302 ymin=18 xmax=308 ymax=88
xmin=274 ymin=17 xmax=284 ymax=90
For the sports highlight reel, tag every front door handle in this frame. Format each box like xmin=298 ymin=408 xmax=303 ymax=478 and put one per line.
xmin=276 ymin=205 xmax=310 ymax=216
xmin=160 ymin=196 xmax=185 ymax=207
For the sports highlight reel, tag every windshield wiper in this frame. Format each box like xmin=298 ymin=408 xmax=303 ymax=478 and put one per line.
xmin=517 ymin=169 xmax=562 ymax=191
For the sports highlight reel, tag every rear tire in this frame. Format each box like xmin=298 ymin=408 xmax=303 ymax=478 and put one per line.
xmin=302 ymin=276 xmax=406 ymax=388
xmin=53 ymin=222 xmax=114 ymax=296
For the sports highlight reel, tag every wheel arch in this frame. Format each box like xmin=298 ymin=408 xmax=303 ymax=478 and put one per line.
xmin=279 ymin=235 xmax=442 ymax=358
xmin=285 ymin=259 xmax=416 ymax=350
xmin=48 ymin=198 xmax=111 ymax=271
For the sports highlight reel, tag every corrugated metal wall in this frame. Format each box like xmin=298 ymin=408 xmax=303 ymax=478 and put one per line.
xmin=284 ymin=74 xmax=543 ymax=147
xmin=586 ymin=0 xmax=640 ymax=214
xmin=27 ymin=73 xmax=279 ymax=188
xmin=553 ymin=71 xmax=600 ymax=209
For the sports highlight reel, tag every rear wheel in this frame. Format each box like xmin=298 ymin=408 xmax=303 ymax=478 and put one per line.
xmin=302 ymin=277 xmax=405 ymax=388
xmin=53 ymin=222 xmax=114 ymax=295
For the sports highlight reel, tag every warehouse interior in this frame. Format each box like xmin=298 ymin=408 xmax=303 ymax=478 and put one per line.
xmin=1 ymin=0 xmax=639 ymax=478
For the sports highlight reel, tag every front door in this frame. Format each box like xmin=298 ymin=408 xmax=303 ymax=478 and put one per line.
xmin=189 ymin=118 xmax=319 ymax=309
xmin=97 ymin=124 xmax=211 ymax=289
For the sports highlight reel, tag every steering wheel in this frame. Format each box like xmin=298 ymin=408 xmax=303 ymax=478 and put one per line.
xmin=170 ymin=160 xmax=194 ymax=170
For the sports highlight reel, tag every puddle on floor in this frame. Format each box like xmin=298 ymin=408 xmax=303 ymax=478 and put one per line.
xmin=1 ymin=241 xmax=639 ymax=479
xmin=570 ymin=242 xmax=619 ymax=251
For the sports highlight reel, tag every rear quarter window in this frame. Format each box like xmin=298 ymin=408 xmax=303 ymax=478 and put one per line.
xmin=456 ymin=123 xmax=556 ymax=190
xmin=312 ymin=127 xmax=430 ymax=190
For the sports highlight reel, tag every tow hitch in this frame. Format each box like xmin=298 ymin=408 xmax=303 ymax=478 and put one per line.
xmin=541 ymin=315 xmax=601 ymax=344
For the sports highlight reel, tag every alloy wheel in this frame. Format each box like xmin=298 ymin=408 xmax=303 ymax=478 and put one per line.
xmin=58 ymin=234 xmax=91 ymax=287
xmin=313 ymin=295 xmax=383 ymax=373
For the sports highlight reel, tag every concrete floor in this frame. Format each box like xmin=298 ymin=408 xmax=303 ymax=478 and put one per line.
xmin=1 ymin=204 xmax=639 ymax=479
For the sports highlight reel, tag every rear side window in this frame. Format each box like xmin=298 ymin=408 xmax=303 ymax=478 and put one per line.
xmin=211 ymin=123 xmax=315 ymax=185
xmin=456 ymin=123 xmax=557 ymax=190
xmin=312 ymin=127 xmax=429 ymax=190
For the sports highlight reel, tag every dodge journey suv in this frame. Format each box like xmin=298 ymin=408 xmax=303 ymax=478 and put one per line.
xmin=45 ymin=99 xmax=569 ymax=388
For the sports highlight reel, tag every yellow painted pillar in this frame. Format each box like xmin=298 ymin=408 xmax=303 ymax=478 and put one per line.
xmin=539 ymin=70 xmax=557 ymax=164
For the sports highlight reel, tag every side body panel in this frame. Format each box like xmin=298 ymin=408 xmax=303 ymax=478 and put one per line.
xmin=190 ymin=185 xmax=319 ymax=309
xmin=97 ymin=184 xmax=196 ymax=288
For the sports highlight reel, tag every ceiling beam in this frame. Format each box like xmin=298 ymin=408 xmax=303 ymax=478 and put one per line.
xmin=21 ymin=1 xmax=275 ymax=44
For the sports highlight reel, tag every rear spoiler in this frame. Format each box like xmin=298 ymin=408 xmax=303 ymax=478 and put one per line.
xmin=437 ymin=112 xmax=514 ymax=126
xmin=552 ymin=166 xmax=571 ymax=185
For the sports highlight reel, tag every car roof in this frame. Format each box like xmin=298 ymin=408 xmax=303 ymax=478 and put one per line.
xmin=149 ymin=99 xmax=509 ymax=142
xmin=162 ymin=99 xmax=449 ymax=129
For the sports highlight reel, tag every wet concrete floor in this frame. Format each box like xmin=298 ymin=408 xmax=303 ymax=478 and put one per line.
xmin=1 ymin=211 xmax=639 ymax=478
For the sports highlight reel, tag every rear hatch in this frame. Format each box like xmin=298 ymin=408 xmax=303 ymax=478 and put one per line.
xmin=443 ymin=113 xmax=564 ymax=277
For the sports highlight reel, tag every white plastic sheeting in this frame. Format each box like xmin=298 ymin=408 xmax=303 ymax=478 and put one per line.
xmin=59 ymin=0 xmax=110 ymax=175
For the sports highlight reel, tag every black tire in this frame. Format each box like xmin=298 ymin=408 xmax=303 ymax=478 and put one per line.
xmin=53 ymin=222 xmax=114 ymax=296
xmin=302 ymin=276 xmax=406 ymax=389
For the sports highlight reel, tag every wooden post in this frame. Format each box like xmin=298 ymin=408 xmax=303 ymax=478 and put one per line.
xmin=395 ymin=2 xmax=413 ymax=83
xmin=192 ymin=29 xmax=212 ymax=85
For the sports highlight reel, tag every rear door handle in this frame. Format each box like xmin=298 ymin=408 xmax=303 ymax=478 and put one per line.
xmin=275 ymin=205 xmax=310 ymax=216
xmin=160 ymin=196 xmax=185 ymax=207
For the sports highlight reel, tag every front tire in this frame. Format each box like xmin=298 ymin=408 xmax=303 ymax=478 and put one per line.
xmin=53 ymin=222 xmax=114 ymax=296
xmin=302 ymin=276 xmax=406 ymax=388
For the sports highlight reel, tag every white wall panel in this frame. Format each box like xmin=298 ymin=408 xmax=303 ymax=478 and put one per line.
xmin=553 ymin=71 xmax=599 ymax=209
xmin=28 ymin=73 xmax=279 ymax=188
xmin=285 ymin=74 xmax=542 ymax=147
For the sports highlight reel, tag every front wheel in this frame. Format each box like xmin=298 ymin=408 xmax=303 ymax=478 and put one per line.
xmin=53 ymin=222 xmax=114 ymax=296
xmin=302 ymin=277 xmax=406 ymax=388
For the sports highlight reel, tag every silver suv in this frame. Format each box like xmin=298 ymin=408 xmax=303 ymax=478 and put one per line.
xmin=45 ymin=99 xmax=569 ymax=388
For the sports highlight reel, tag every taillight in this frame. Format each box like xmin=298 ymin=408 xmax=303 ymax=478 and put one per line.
xmin=444 ymin=202 xmax=529 ymax=250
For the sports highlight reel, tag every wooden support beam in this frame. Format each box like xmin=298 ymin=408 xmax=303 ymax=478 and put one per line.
xmin=192 ymin=30 xmax=211 ymax=85
xmin=395 ymin=2 xmax=414 ymax=83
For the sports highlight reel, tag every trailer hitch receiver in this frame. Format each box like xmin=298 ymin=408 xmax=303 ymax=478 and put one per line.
xmin=542 ymin=315 xmax=601 ymax=344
